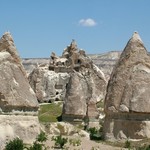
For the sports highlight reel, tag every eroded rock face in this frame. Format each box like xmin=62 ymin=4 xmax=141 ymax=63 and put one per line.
xmin=0 ymin=32 xmax=40 ymax=148
xmin=0 ymin=32 xmax=39 ymax=112
xmin=28 ymin=64 xmax=70 ymax=103
xmin=29 ymin=40 xmax=106 ymax=106
xmin=104 ymin=32 xmax=150 ymax=140
xmin=62 ymin=40 xmax=107 ymax=126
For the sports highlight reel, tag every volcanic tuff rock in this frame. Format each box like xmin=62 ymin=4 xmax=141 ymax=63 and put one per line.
xmin=104 ymin=32 xmax=150 ymax=140
xmin=22 ymin=51 xmax=121 ymax=82
xmin=0 ymin=32 xmax=40 ymax=148
xmin=61 ymin=40 xmax=107 ymax=126
xmin=28 ymin=64 xmax=70 ymax=103
xmin=28 ymin=40 xmax=106 ymax=126
xmin=22 ymin=58 xmax=49 ymax=76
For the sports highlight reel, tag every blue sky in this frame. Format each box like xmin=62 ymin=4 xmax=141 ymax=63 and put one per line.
xmin=0 ymin=0 xmax=150 ymax=58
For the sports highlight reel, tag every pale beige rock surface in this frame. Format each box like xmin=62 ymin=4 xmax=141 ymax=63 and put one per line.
xmin=0 ymin=32 xmax=40 ymax=148
xmin=104 ymin=32 xmax=150 ymax=140
xmin=28 ymin=64 xmax=70 ymax=102
xmin=0 ymin=32 xmax=39 ymax=112
xmin=29 ymin=40 xmax=106 ymax=126
xmin=0 ymin=115 xmax=40 ymax=149
xmin=62 ymin=40 xmax=107 ymax=126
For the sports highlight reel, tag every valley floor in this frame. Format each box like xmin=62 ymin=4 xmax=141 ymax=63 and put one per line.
xmin=45 ymin=135 xmax=121 ymax=150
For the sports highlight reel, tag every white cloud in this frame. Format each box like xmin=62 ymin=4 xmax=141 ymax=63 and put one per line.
xmin=79 ymin=18 xmax=97 ymax=27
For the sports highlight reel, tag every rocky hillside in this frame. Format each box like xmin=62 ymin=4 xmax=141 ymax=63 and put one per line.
xmin=89 ymin=51 xmax=121 ymax=80
xmin=22 ymin=51 xmax=121 ymax=80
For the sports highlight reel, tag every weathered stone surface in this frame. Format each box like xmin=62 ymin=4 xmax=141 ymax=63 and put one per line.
xmin=62 ymin=72 xmax=88 ymax=120
xmin=0 ymin=32 xmax=39 ymax=112
xmin=0 ymin=115 xmax=40 ymax=149
xmin=104 ymin=32 xmax=150 ymax=140
xmin=28 ymin=64 xmax=70 ymax=102
xmin=62 ymin=40 xmax=107 ymax=126
xmin=0 ymin=32 xmax=40 ymax=148
xmin=22 ymin=51 xmax=121 ymax=82
xmin=41 ymin=122 xmax=89 ymax=138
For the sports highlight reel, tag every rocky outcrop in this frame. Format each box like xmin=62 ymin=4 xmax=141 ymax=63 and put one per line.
xmin=104 ymin=32 xmax=150 ymax=140
xmin=62 ymin=40 xmax=107 ymax=127
xmin=28 ymin=64 xmax=70 ymax=103
xmin=28 ymin=40 xmax=106 ymax=126
xmin=22 ymin=51 xmax=121 ymax=82
xmin=42 ymin=122 xmax=89 ymax=138
xmin=29 ymin=40 xmax=106 ymax=106
xmin=0 ymin=32 xmax=40 ymax=148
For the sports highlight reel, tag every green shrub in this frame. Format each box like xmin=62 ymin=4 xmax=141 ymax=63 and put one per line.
xmin=36 ymin=131 xmax=47 ymax=143
xmin=124 ymin=140 xmax=131 ymax=149
xmin=51 ymin=135 xmax=68 ymax=148
xmin=26 ymin=131 xmax=48 ymax=150
xmin=96 ymin=100 xmax=104 ymax=108
xmin=5 ymin=137 xmax=24 ymax=150
xmin=27 ymin=141 xmax=43 ymax=150
xmin=88 ymin=127 xmax=103 ymax=141
xmin=5 ymin=132 xmax=48 ymax=150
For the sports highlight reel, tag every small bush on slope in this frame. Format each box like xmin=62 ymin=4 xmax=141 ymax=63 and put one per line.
xmin=5 ymin=138 xmax=24 ymax=150
xmin=51 ymin=135 xmax=68 ymax=149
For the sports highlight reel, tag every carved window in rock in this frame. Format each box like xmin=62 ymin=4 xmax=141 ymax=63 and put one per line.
xmin=77 ymin=59 xmax=81 ymax=64
xmin=55 ymin=84 xmax=63 ymax=89
xmin=49 ymin=66 xmax=54 ymax=71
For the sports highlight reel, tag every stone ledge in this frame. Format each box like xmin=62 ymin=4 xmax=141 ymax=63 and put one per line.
xmin=104 ymin=117 xmax=150 ymax=141
xmin=106 ymin=112 xmax=150 ymax=121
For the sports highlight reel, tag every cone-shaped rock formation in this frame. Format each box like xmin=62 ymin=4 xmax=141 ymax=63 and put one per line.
xmin=0 ymin=32 xmax=39 ymax=112
xmin=0 ymin=32 xmax=40 ymax=148
xmin=104 ymin=32 xmax=150 ymax=140
xmin=62 ymin=40 xmax=106 ymax=127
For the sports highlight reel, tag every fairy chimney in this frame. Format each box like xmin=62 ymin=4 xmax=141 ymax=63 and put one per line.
xmin=104 ymin=32 xmax=150 ymax=140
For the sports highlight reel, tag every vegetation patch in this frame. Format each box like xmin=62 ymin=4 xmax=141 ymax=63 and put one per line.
xmin=5 ymin=131 xmax=48 ymax=150
xmin=38 ymin=102 xmax=62 ymax=122
xmin=96 ymin=100 xmax=104 ymax=109
xmin=51 ymin=135 xmax=68 ymax=149
xmin=88 ymin=127 xmax=103 ymax=141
